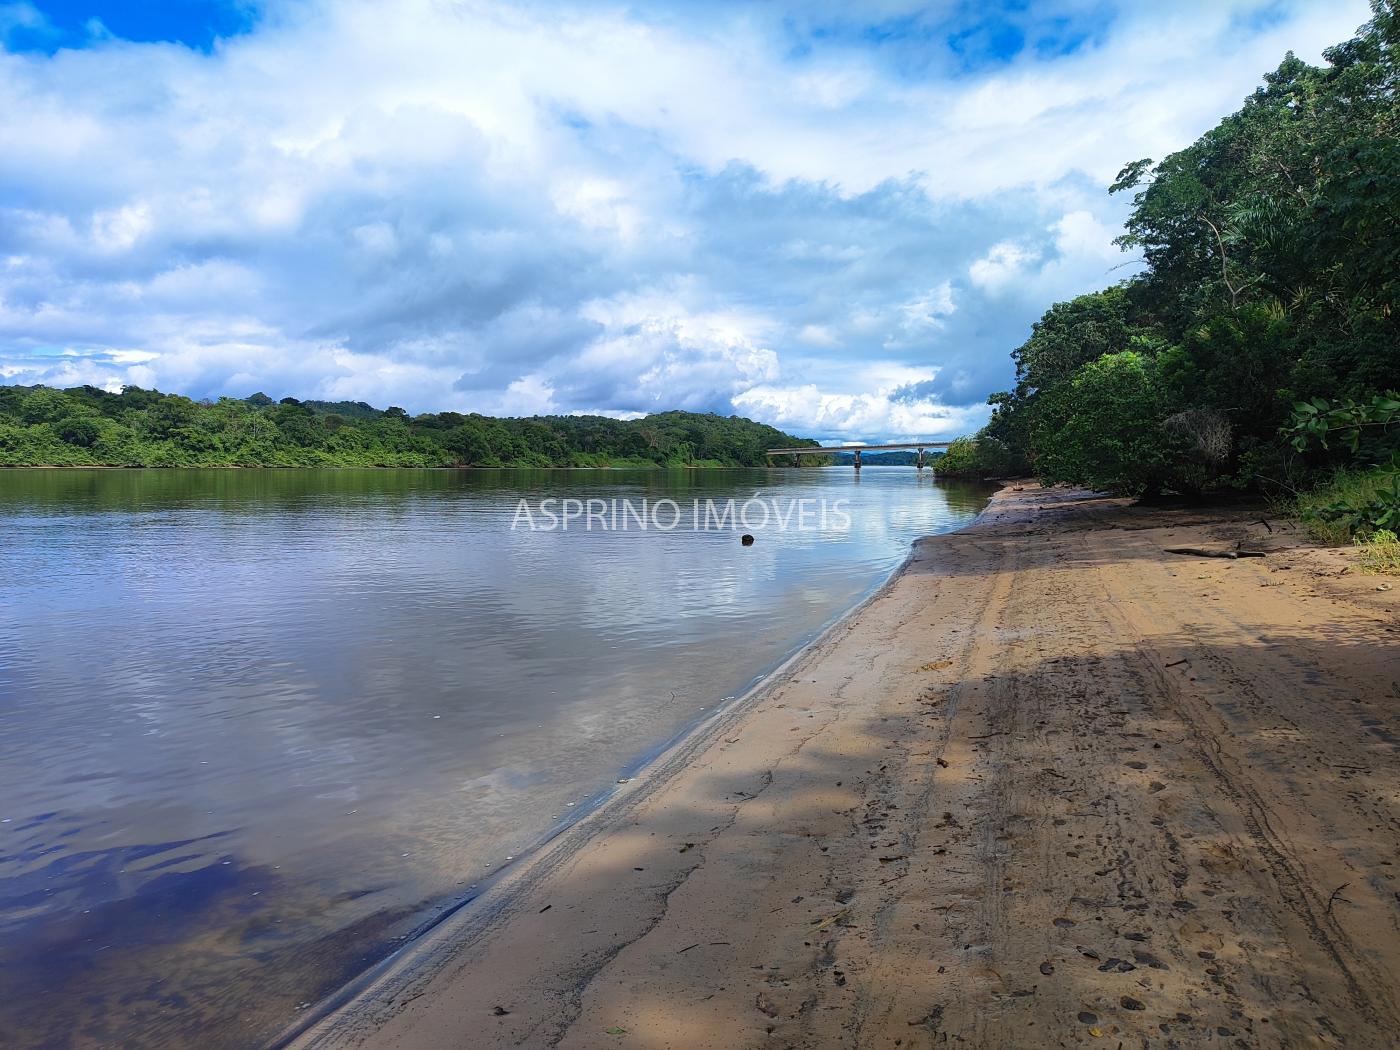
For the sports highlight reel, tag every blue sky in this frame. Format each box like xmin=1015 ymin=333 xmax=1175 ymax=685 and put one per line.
xmin=0 ymin=0 xmax=258 ymax=51
xmin=0 ymin=0 xmax=1373 ymax=441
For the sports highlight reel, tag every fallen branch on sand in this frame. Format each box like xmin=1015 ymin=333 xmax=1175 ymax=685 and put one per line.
xmin=1326 ymin=883 xmax=1351 ymax=915
xmin=1164 ymin=547 xmax=1267 ymax=559
xmin=812 ymin=909 xmax=851 ymax=932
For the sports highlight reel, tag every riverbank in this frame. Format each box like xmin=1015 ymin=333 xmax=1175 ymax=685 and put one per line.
xmin=289 ymin=483 xmax=1400 ymax=1049
xmin=0 ymin=462 xmax=834 ymax=470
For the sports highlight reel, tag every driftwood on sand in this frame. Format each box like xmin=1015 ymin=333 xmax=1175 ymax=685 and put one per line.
xmin=1163 ymin=546 xmax=1267 ymax=559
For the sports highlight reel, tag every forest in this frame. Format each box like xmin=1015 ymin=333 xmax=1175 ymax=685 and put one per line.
xmin=948 ymin=0 xmax=1399 ymax=540
xmin=0 ymin=384 xmax=823 ymax=468
xmin=6 ymin=4 xmax=1398 ymax=530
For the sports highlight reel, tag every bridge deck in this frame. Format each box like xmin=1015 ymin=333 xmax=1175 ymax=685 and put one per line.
xmin=765 ymin=441 xmax=954 ymax=455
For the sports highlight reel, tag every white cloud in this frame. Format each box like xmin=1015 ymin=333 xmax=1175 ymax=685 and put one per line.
xmin=733 ymin=378 xmax=988 ymax=443
xmin=0 ymin=0 xmax=1374 ymax=439
xmin=969 ymin=241 xmax=1040 ymax=293
xmin=898 ymin=281 xmax=956 ymax=331
xmin=90 ymin=202 xmax=153 ymax=252
xmin=1053 ymin=210 xmax=1121 ymax=262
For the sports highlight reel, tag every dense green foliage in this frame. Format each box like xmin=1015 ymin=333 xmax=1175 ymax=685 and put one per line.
xmin=977 ymin=1 xmax=1400 ymax=522
xmin=1286 ymin=394 xmax=1400 ymax=534
xmin=0 ymin=384 xmax=822 ymax=468
xmin=832 ymin=450 xmax=926 ymax=466
xmin=1287 ymin=392 xmax=1400 ymax=455
xmin=931 ymin=436 xmax=1019 ymax=480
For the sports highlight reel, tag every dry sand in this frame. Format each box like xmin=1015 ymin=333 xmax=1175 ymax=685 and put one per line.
xmin=289 ymin=484 xmax=1400 ymax=1049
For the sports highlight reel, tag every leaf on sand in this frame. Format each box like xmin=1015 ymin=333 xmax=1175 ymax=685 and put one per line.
xmin=605 ymin=1026 xmax=628 ymax=1035
xmin=1088 ymin=1027 xmax=1104 ymax=1037
xmin=919 ymin=660 xmax=953 ymax=671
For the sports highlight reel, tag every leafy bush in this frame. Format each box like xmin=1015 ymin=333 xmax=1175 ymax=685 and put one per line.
xmin=1029 ymin=352 xmax=1173 ymax=497
xmin=933 ymin=435 xmax=1022 ymax=479
xmin=1287 ymin=391 xmax=1400 ymax=539
xmin=1287 ymin=392 xmax=1400 ymax=454
xmin=1294 ymin=463 xmax=1400 ymax=542
xmin=1357 ymin=529 xmax=1400 ymax=575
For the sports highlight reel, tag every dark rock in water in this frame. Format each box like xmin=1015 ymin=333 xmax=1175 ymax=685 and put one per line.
xmin=741 ymin=534 xmax=755 ymax=546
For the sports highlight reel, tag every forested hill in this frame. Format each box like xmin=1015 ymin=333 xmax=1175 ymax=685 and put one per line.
xmin=0 ymin=385 xmax=824 ymax=468
xmin=954 ymin=1 xmax=1399 ymax=538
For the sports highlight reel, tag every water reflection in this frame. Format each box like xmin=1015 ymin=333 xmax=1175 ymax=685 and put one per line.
xmin=0 ymin=467 xmax=987 ymax=1047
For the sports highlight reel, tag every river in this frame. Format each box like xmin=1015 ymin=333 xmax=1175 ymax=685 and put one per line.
xmin=0 ymin=466 xmax=987 ymax=1047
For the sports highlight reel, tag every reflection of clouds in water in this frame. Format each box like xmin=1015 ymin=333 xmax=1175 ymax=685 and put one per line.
xmin=0 ymin=467 xmax=986 ymax=1046
xmin=2 ymin=469 xmax=982 ymax=882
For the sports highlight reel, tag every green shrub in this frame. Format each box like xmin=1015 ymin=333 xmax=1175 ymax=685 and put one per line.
xmin=1287 ymin=392 xmax=1400 ymax=455
xmin=1356 ymin=529 xmax=1400 ymax=575
xmin=934 ymin=435 xmax=1021 ymax=479
xmin=1295 ymin=464 xmax=1400 ymax=543
xmin=1030 ymin=351 xmax=1173 ymax=497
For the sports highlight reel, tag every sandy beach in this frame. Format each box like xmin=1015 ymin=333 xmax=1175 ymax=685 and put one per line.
xmin=289 ymin=483 xmax=1400 ymax=1050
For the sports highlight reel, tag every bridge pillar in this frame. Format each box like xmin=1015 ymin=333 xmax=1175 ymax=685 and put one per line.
xmin=916 ymin=448 xmax=925 ymax=470
xmin=853 ymin=449 xmax=862 ymax=471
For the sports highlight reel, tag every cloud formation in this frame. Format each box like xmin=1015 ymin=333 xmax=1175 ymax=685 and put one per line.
xmin=0 ymin=0 xmax=1372 ymax=440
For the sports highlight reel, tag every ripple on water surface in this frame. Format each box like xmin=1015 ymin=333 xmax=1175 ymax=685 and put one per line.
xmin=0 ymin=466 xmax=988 ymax=1047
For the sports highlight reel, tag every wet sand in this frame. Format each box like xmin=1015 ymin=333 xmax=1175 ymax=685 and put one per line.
xmin=289 ymin=484 xmax=1400 ymax=1049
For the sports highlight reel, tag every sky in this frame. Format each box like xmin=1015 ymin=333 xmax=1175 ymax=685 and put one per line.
xmin=0 ymin=0 xmax=1374 ymax=442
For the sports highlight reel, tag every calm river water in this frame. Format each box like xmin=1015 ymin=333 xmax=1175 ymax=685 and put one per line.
xmin=0 ymin=467 xmax=987 ymax=1048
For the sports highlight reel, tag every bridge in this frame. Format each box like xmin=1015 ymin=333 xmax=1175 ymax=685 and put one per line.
xmin=765 ymin=441 xmax=955 ymax=470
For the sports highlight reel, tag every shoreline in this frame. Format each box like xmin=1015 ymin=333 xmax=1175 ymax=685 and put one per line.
xmin=276 ymin=483 xmax=982 ymax=1049
xmin=0 ymin=463 xmax=845 ymax=472
xmin=286 ymin=484 xmax=1400 ymax=1049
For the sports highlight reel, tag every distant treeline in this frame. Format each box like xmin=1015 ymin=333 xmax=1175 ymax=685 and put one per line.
xmin=0 ymin=385 xmax=826 ymax=468
xmin=949 ymin=2 xmax=1400 ymax=535
xmin=830 ymin=450 xmax=942 ymax=466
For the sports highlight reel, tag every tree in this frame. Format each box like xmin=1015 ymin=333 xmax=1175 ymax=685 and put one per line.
xmin=20 ymin=387 xmax=75 ymax=424
xmin=0 ymin=386 xmax=825 ymax=469
xmin=444 ymin=422 xmax=494 ymax=465
xmin=1031 ymin=352 xmax=1173 ymax=497
xmin=55 ymin=417 xmax=101 ymax=448
xmin=982 ymin=2 xmax=1400 ymax=510
xmin=985 ymin=288 xmax=1140 ymax=455
xmin=933 ymin=436 xmax=1021 ymax=480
